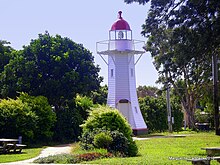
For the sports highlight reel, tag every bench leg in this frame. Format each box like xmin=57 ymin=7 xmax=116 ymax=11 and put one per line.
xmin=191 ymin=160 xmax=210 ymax=165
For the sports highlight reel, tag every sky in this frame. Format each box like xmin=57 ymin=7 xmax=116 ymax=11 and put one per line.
xmin=0 ymin=0 xmax=159 ymax=87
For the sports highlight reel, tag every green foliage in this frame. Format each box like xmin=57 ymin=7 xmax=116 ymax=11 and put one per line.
xmin=109 ymin=130 xmax=129 ymax=156
xmin=0 ymin=98 xmax=37 ymax=139
xmin=0 ymin=93 xmax=56 ymax=143
xmin=124 ymin=0 xmax=149 ymax=5
xmin=80 ymin=106 xmax=138 ymax=157
xmin=0 ymin=147 xmax=43 ymax=163
xmin=75 ymin=94 xmax=94 ymax=120
xmin=0 ymin=40 xmax=12 ymax=73
xmin=194 ymin=109 xmax=211 ymax=123
xmin=126 ymin=0 xmax=220 ymax=129
xmin=137 ymin=85 xmax=160 ymax=98
xmin=53 ymin=95 xmax=94 ymax=142
xmin=0 ymin=32 xmax=102 ymax=107
xmin=79 ymin=130 xmax=96 ymax=150
xmin=34 ymin=154 xmax=77 ymax=164
xmin=53 ymin=102 xmax=83 ymax=142
xmin=81 ymin=106 xmax=132 ymax=139
xmin=170 ymin=96 xmax=184 ymax=132
xmin=34 ymin=152 xmax=113 ymax=164
xmin=18 ymin=92 xmax=56 ymax=142
xmin=127 ymin=139 xmax=138 ymax=157
xmin=139 ymin=95 xmax=183 ymax=132
xmin=89 ymin=132 xmax=220 ymax=164
xmin=139 ymin=96 xmax=167 ymax=132
xmin=93 ymin=132 xmax=113 ymax=149
xmin=90 ymin=85 xmax=108 ymax=105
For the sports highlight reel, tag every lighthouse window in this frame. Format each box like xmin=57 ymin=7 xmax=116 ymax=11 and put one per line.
xmin=131 ymin=68 xmax=133 ymax=77
xmin=135 ymin=107 xmax=138 ymax=113
xmin=111 ymin=69 xmax=114 ymax=77
xmin=118 ymin=31 xmax=124 ymax=39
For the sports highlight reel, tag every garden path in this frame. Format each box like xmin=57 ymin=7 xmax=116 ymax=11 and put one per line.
xmin=1 ymin=144 xmax=72 ymax=165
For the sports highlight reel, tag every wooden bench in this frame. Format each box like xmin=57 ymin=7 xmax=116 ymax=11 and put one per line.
xmin=187 ymin=147 xmax=220 ymax=165
xmin=187 ymin=157 xmax=220 ymax=165
xmin=15 ymin=144 xmax=27 ymax=153
xmin=212 ymin=156 xmax=220 ymax=163
xmin=6 ymin=143 xmax=27 ymax=153
xmin=201 ymin=147 xmax=220 ymax=156
xmin=187 ymin=158 xmax=210 ymax=165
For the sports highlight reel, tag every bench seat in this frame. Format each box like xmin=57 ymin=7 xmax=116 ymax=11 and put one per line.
xmin=211 ymin=156 xmax=220 ymax=163
xmin=187 ymin=158 xmax=210 ymax=165
xmin=201 ymin=147 xmax=220 ymax=156
xmin=6 ymin=143 xmax=27 ymax=153
xmin=187 ymin=156 xmax=220 ymax=165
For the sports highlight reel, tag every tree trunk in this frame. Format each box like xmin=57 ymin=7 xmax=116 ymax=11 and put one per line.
xmin=182 ymin=104 xmax=196 ymax=129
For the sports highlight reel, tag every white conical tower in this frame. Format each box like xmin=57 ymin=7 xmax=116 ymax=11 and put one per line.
xmin=96 ymin=11 xmax=147 ymax=135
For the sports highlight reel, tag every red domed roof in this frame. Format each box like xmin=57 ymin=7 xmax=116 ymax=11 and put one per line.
xmin=111 ymin=11 xmax=131 ymax=31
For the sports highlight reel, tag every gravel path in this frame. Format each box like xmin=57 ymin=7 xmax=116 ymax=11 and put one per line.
xmin=1 ymin=144 xmax=72 ymax=165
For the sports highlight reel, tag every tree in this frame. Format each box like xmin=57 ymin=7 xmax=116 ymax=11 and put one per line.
xmin=124 ymin=0 xmax=220 ymax=132
xmin=139 ymin=95 xmax=183 ymax=132
xmin=0 ymin=40 xmax=14 ymax=98
xmin=0 ymin=98 xmax=37 ymax=140
xmin=0 ymin=32 xmax=102 ymax=109
xmin=0 ymin=93 xmax=56 ymax=143
xmin=53 ymin=95 xmax=96 ymax=142
xmin=90 ymin=85 xmax=108 ymax=105
xmin=137 ymin=85 xmax=160 ymax=98
xmin=18 ymin=93 xmax=56 ymax=142
xmin=0 ymin=40 xmax=13 ymax=73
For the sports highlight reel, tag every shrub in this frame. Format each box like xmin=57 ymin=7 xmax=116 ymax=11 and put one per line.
xmin=94 ymin=132 xmax=113 ymax=149
xmin=79 ymin=130 xmax=96 ymax=150
xmin=139 ymin=96 xmax=167 ymax=132
xmin=0 ymin=93 xmax=56 ymax=143
xmin=53 ymin=95 xmax=95 ymax=143
xmin=109 ymin=130 xmax=129 ymax=156
xmin=127 ymin=139 xmax=138 ymax=157
xmin=0 ymin=98 xmax=37 ymax=140
xmin=34 ymin=152 xmax=114 ymax=164
xmin=18 ymin=93 xmax=56 ymax=142
xmin=139 ymin=96 xmax=183 ymax=132
xmin=34 ymin=154 xmax=77 ymax=164
xmin=76 ymin=152 xmax=102 ymax=162
xmin=81 ymin=106 xmax=132 ymax=139
xmin=80 ymin=106 xmax=138 ymax=157
xmin=53 ymin=105 xmax=83 ymax=142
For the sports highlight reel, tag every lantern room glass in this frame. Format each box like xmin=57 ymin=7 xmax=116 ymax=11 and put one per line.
xmin=109 ymin=30 xmax=132 ymax=40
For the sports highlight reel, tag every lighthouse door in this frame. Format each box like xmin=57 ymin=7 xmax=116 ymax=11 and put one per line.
xmin=117 ymin=100 xmax=130 ymax=121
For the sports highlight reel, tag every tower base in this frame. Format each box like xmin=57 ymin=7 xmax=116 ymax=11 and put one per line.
xmin=132 ymin=128 xmax=148 ymax=136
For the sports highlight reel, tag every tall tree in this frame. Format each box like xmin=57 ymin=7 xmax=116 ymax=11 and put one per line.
xmin=137 ymin=85 xmax=160 ymax=98
xmin=0 ymin=40 xmax=13 ymax=72
xmin=0 ymin=40 xmax=14 ymax=98
xmin=0 ymin=32 xmax=102 ymax=109
xmin=124 ymin=0 xmax=220 ymax=132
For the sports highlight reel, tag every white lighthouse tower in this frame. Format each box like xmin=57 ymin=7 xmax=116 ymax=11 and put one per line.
xmin=96 ymin=11 xmax=147 ymax=135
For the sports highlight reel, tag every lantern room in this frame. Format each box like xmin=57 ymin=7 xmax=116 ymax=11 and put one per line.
xmin=109 ymin=11 xmax=132 ymax=41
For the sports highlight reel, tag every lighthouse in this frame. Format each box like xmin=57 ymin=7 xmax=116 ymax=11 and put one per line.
xmin=96 ymin=11 xmax=147 ymax=135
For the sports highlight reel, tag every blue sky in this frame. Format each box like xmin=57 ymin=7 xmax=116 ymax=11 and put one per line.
xmin=0 ymin=0 xmax=159 ymax=87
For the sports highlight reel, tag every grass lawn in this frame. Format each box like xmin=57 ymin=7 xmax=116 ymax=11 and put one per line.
xmin=1 ymin=131 xmax=219 ymax=164
xmin=79 ymin=131 xmax=220 ymax=165
xmin=0 ymin=147 xmax=43 ymax=163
